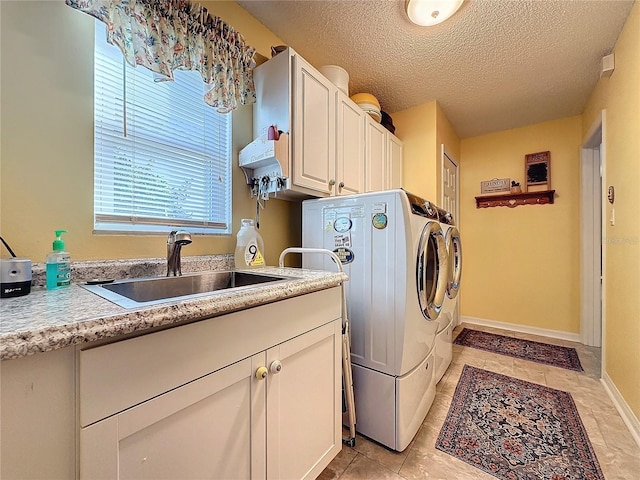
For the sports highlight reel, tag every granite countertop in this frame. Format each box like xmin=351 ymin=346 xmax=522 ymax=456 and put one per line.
xmin=0 ymin=256 xmax=347 ymax=361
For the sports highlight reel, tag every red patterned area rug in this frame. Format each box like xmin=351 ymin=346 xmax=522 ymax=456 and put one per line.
xmin=454 ymin=328 xmax=583 ymax=372
xmin=436 ymin=366 xmax=604 ymax=480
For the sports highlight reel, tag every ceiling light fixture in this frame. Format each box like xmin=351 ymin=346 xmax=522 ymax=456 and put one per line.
xmin=406 ymin=0 xmax=464 ymax=27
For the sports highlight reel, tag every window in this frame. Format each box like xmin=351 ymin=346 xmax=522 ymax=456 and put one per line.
xmin=93 ymin=23 xmax=232 ymax=235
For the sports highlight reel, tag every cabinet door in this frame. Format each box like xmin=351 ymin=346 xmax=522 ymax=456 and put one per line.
xmin=266 ymin=321 xmax=341 ymax=480
xmin=387 ymin=133 xmax=403 ymax=189
xmin=293 ymin=55 xmax=336 ymax=195
xmin=365 ymin=116 xmax=388 ymax=192
xmin=252 ymin=48 xmax=292 ymax=138
xmin=80 ymin=353 xmax=266 ymax=480
xmin=336 ymin=92 xmax=365 ymax=195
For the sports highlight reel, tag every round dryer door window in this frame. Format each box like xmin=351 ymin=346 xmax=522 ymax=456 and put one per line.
xmin=445 ymin=226 xmax=462 ymax=299
xmin=416 ymin=221 xmax=448 ymax=321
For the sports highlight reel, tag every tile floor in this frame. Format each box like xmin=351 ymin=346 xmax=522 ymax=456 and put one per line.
xmin=319 ymin=322 xmax=640 ymax=479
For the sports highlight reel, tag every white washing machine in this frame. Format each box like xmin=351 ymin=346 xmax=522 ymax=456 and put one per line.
xmin=433 ymin=207 xmax=462 ymax=383
xmin=302 ymin=190 xmax=449 ymax=451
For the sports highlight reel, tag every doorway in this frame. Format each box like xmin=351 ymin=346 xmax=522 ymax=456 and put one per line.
xmin=580 ymin=112 xmax=605 ymax=359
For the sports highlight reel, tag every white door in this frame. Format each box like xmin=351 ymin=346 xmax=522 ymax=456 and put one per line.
xmin=441 ymin=147 xmax=460 ymax=325
xmin=441 ymin=147 xmax=459 ymax=224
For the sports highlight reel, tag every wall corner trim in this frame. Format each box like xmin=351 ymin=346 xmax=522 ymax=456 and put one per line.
xmin=459 ymin=316 xmax=581 ymax=342
xmin=601 ymin=373 xmax=640 ymax=450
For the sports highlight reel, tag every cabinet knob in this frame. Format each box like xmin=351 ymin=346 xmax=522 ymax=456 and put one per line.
xmin=255 ymin=366 xmax=268 ymax=380
xmin=270 ymin=360 xmax=282 ymax=374
xmin=329 ymin=179 xmax=336 ymax=187
xmin=338 ymin=182 xmax=345 ymax=189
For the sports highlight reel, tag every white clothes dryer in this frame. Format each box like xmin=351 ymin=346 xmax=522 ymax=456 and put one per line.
xmin=433 ymin=207 xmax=462 ymax=383
xmin=302 ymin=189 xmax=449 ymax=451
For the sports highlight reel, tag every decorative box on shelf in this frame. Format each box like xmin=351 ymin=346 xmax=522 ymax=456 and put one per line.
xmin=475 ymin=190 xmax=555 ymax=208
xmin=480 ymin=177 xmax=510 ymax=194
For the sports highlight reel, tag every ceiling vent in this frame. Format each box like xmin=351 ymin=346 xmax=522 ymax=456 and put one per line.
xmin=601 ymin=53 xmax=615 ymax=78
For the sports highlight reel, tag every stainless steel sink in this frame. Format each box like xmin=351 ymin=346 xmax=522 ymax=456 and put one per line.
xmin=82 ymin=270 xmax=297 ymax=308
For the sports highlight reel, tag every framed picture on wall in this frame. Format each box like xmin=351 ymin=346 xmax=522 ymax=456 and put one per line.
xmin=525 ymin=151 xmax=550 ymax=190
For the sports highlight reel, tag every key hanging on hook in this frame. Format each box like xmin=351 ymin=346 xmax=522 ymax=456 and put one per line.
xmin=255 ymin=175 xmax=269 ymax=229
xmin=260 ymin=175 xmax=271 ymax=202
xmin=249 ymin=177 xmax=259 ymax=198
xmin=256 ymin=195 xmax=260 ymax=229
xmin=256 ymin=191 xmax=266 ymax=229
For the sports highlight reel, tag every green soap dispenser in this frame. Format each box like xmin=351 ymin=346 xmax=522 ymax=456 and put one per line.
xmin=46 ymin=230 xmax=71 ymax=290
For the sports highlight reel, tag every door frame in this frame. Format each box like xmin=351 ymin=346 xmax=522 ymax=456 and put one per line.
xmin=441 ymin=144 xmax=460 ymax=326
xmin=580 ymin=110 xmax=606 ymax=361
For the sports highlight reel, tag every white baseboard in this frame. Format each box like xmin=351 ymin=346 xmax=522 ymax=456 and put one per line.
xmin=459 ymin=316 xmax=581 ymax=343
xmin=601 ymin=373 xmax=640 ymax=449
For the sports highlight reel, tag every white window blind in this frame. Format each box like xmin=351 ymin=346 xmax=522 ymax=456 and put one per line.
xmin=93 ymin=23 xmax=232 ymax=235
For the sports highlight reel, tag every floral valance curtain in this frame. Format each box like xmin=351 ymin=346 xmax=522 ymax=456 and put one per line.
xmin=66 ymin=0 xmax=256 ymax=112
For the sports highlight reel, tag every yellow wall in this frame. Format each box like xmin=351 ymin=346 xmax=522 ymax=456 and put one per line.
xmin=435 ymin=102 xmax=461 ymax=168
xmin=583 ymin=3 xmax=640 ymax=421
xmin=393 ymin=101 xmax=437 ymax=199
xmin=393 ymin=101 xmax=460 ymax=204
xmin=459 ymin=116 xmax=582 ymax=334
xmin=0 ymin=1 xmax=300 ymax=265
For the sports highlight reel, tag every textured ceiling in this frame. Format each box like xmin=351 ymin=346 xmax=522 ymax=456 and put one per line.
xmin=237 ymin=0 xmax=634 ymax=138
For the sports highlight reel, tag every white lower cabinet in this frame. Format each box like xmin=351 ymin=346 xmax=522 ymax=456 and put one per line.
xmin=80 ymin=355 xmax=262 ymax=479
xmin=79 ymin=288 xmax=342 ymax=480
xmin=266 ymin=323 xmax=340 ymax=479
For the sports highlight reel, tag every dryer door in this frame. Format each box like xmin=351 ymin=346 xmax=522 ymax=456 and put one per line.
xmin=416 ymin=221 xmax=448 ymax=321
xmin=445 ymin=226 xmax=462 ymax=299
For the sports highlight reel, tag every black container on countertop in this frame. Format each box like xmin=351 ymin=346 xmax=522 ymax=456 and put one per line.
xmin=1 ymin=258 xmax=32 ymax=298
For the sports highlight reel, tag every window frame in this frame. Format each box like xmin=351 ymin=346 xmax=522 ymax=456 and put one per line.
xmin=92 ymin=23 xmax=233 ymax=236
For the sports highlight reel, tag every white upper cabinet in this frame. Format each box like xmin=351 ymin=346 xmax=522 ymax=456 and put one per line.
xmin=253 ymin=47 xmax=402 ymax=199
xmin=365 ymin=115 xmax=388 ymax=192
xmin=365 ymin=115 xmax=403 ymax=192
xmin=388 ymin=132 xmax=403 ymax=189
xmin=253 ymin=49 xmax=335 ymax=198
xmin=336 ymin=90 xmax=365 ymax=195
xmin=292 ymin=55 xmax=336 ymax=195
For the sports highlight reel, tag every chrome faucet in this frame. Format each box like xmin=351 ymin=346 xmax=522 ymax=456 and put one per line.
xmin=167 ymin=230 xmax=192 ymax=276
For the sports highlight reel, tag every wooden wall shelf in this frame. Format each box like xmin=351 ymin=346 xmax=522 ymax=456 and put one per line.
xmin=475 ymin=190 xmax=555 ymax=208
